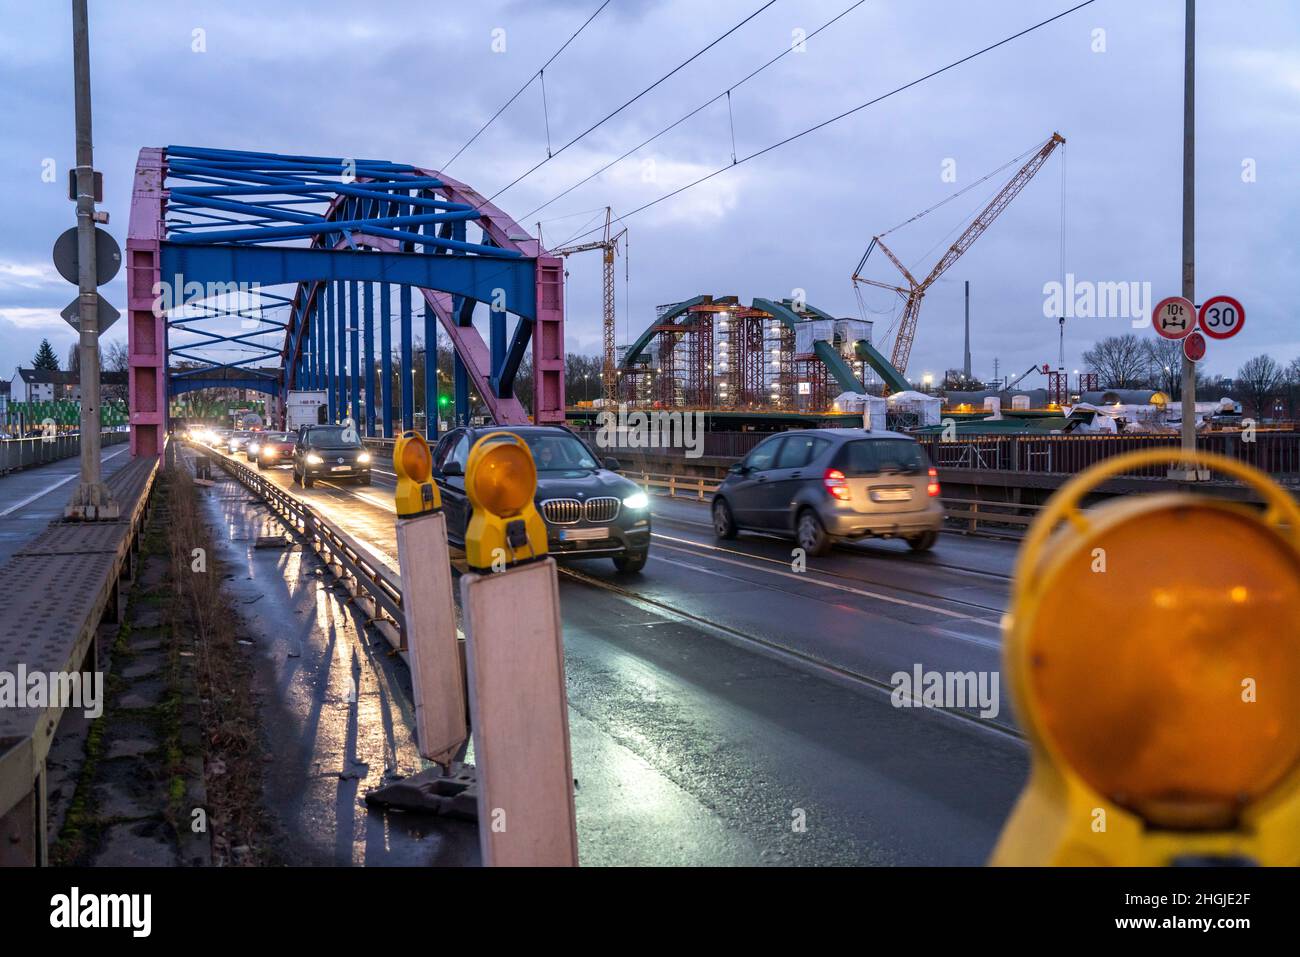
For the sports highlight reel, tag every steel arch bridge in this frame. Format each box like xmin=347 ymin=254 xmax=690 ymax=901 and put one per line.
xmin=125 ymin=146 xmax=564 ymax=456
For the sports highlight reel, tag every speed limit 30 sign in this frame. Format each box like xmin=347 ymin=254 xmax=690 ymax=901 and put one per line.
xmin=1199 ymin=295 xmax=1245 ymax=340
xmin=1152 ymin=296 xmax=1196 ymax=340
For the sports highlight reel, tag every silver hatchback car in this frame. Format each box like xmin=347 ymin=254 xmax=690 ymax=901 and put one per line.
xmin=711 ymin=428 xmax=943 ymax=555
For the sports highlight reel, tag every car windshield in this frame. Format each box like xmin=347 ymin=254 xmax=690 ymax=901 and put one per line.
xmin=835 ymin=439 xmax=926 ymax=475
xmin=307 ymin=426 xmax=361 ymax=447
xmin=518 ymin=433 xmax=598 ymax=471
xmin=265 ymin=433 xmax=292 ymax=442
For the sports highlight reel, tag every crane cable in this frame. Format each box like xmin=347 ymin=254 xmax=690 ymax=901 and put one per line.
xmin=554 ymin=0 xmax=1098 ymax=248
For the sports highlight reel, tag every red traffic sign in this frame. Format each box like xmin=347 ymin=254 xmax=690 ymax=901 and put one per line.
xmin=1199 ymin=295 xmax=1244 ymax=340
xmin=1152 ymin=296 xmax=1195 ymax=340
xmin=1183 ymin=330 xmax=1207 ymax=363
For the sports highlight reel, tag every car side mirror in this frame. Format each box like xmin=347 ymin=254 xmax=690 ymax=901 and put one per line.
xmin=603 ymin=456 xmax=621 ymax=471
xmin=442 ymin=461 xmax=463 ymax=476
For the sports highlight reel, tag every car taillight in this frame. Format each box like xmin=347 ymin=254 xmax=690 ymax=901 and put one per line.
xmin=927 ymin=466 xmax=941 ymax=497
xmin=823 ymin=468 xmax=851 ymax=501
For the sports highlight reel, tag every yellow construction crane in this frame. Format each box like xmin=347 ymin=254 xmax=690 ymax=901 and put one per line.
xmin=549 ymin=208 xmax=627 ymax=407
xmin=852 ymin=133 xmax=1065 ymax=377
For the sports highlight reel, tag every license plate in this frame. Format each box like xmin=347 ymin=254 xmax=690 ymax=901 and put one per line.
xmin=560 ymin=527 xmax=608 ymax=541
xmin=331 ymin=465 xmax=351 ymax=472
xmin=871 ymin=487 xmax=912 ymax=502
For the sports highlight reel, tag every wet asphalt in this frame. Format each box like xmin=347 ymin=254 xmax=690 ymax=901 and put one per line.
xmin=188 ymin=446 xmax=1029 ymax=865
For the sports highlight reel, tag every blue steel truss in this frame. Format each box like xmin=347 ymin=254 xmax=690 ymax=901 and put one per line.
xmin=157 ymin=145 xmax=544 ymax=435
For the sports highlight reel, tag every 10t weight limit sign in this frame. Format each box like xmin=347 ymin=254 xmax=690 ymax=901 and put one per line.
xmin=1152 ymin=296 xmax=1196 ymax=340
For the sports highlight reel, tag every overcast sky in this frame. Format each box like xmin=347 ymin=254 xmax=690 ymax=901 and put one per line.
xmin=1 ymin=0 xmax=1297 ymax=385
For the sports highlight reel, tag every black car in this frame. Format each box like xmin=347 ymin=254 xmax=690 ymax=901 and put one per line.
xmin=292 ymin=424 xmax=372 ymax=487
xmin=431 ymin=425 xmax=651 ymax=573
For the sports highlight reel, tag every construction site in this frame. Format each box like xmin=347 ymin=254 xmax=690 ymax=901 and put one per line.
xmin=568 ymin=134 xmax=1087 ymax=422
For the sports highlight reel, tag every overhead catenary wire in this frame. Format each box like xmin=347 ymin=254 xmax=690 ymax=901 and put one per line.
xmin=487 ymin=0 xmax=778 ymax=204
xmin=523 ymin=0 xmax=872 ymax=221
xmin=440 ymin=0 xmax=612 ymax=171
xmin=555 ymin=0 xmax=1097 ymax=247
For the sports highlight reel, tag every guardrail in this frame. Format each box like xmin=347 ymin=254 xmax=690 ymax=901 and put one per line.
xmin=204 ymin=446 xmax=407 ymax=652
xmin=916 ymin=433 xmax=1300 ymax=479
xmin=0 ymin=430 xmax=129 ymax=474
xmin=624 ymin=468 xmax=1038 ymax=534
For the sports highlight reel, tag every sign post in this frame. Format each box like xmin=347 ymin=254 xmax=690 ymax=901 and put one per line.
xmin=62 ymin=0 xmax=119 ymax=520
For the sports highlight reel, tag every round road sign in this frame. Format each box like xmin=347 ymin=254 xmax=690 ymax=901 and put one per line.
xmin=52 ymin=226 xmax=121 ymax=286
xmin=1152 ymin=296 xmax=1195 ymax=340
xmin=1183 ymin=330 xmax=1207 ymax=363
xmin=1199 ymin=295 xmax=1245 ymax=340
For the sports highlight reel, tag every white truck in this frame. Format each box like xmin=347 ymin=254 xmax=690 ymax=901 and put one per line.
xmin=285 ymin=390 xmax=329 ymax=432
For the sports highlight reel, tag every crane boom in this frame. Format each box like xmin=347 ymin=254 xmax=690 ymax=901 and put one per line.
xmin=852 ymin=132 xmax=1065 ymax=379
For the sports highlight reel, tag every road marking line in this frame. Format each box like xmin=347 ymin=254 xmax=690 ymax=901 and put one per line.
xmin=652 ymin=540 xmax=1001 ymax=627
xmin=0 ymin=447 xmax=128 ymax=517
xmin=648 ymin=554 xmax=1002 ymax=649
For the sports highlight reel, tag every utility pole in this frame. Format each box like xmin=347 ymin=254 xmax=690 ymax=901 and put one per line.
xmin=65 ymin=0 xmax=118 ymax=520
xmin=963 ymin=281 xmax=971 ymax=381
xmin=1171 ymin=0 xmax=1205 ymax=481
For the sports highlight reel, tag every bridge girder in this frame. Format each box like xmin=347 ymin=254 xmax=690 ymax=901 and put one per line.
xmin=125 ymin=145 xmax=564 ymax=456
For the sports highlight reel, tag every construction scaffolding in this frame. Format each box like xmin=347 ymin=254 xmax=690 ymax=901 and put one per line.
xmin=618 ymin=295 xmax=868 ymax=412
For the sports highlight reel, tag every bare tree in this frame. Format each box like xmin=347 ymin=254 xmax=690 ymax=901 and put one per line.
xmin=104 ymin=340 xmax=129 ymax=373
xmin=1081 ymin=334 xmax=1151 ymax=389
xmin=1284 ymin=357 xmax=1300 ymax=422
xmin=1142 ymin=337 xmax=1184 ymax=399
xmin=1236 ymin=354 xmax=1284 ymax=420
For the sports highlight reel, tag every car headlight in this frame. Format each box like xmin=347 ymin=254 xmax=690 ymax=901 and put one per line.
xmin=248 ymin=443 xmax=260 ymax=455
xmin=262 ymin=447 xmax=276 ymax=457
xmin=622 ymin=492 xmax=649 ymax=510
xmin=357 ymin=451 xmax=371 ymax=464
xmin=306 ymin=453 xmax=323 ymax=465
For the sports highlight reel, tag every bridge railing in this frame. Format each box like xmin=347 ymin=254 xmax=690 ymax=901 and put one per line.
xmin=0 ymin=430 xmax=129 ymax=475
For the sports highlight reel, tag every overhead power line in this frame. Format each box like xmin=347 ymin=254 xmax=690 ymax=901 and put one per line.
xmin=524 ymin=0 xmax=872 ymax=221
xmin=487 ymin=0 xmax=777 ymax=204
xmin=557 ymin=0 xmax=1097 ymax=246
xmin=441 ymin=0 xmax=613 ymax=171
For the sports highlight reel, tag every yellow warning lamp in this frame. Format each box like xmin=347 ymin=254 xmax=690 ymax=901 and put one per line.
xmin=393 ymin=430 xmax=440 ymax=518
xmin=463 ymin=432 xmax=547 ymax=572
xmin=993 ymin=449 xmax=1300 ymax=866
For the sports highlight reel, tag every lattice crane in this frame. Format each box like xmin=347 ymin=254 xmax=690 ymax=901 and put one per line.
xmin=550 ymin=207 xmax=627 ymax=407
xmin=852 ymin=132 xmax=1065 ymax=377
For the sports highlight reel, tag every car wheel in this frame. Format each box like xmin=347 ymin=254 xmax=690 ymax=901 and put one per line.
xmin=303 ymin=473 xmax=314 ymax=489
xmin=291 ymin=466 xmax=300 ymax=486
xmin=358 ymin=474 xmax=371 ymax=486
xmin=712 ymin=498 xmax=738 ymax=539
xmin=796 ymin=508 xmax=831 ymax=557
xmin=256 ymin=458 xmax=264 ymax=471
xmin=612 ymin=551 xmax=648 ymax=574
xmin=908 ymin=530 xmax=938 ymax=552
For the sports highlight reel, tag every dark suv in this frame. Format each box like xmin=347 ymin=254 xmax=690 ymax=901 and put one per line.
xmin=431 ymin=425 xmax=651 ymax=573
xmin=712 ymin=428 xmax=943 ymax=555
xmin=292 ymin=424 xmax=372 ymax=487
